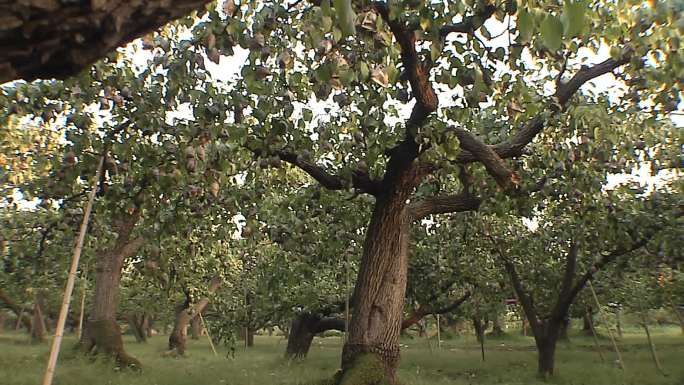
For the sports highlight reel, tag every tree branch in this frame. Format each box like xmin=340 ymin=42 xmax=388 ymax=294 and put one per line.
xmin=276 ymin=150 xmax=382 ymax=195
xmin=408 ymin=192 xmax=481 ymax=220
xmin=439 ymin=3 xmax=498 ymax=37
xmin=452 ymin=127 xmax=517 ymax=189
xmin=456 ymin=53 xmax=632 ymax=163
xmin=374 ymin=2 xmax=437 ymax=128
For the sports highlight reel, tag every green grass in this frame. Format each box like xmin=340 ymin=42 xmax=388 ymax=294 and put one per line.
xmin=1 ymin=327 xmax=683 ymax=385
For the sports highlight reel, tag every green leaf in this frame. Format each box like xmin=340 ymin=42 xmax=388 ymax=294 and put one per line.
xmin=540 ymin=15 xmax=563 ymax=51
xmin=333 ymin=0 xmax=356 ymax=37
xmin=562 ymin=1 xmax=585 ymax=38
xmin=517 ymin=9 xmax=533 ymax=44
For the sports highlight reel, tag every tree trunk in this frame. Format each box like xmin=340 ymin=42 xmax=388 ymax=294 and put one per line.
xmin=246 ymin=326 xmax=255 ymax=347
xmin=31 ymin=294 xmax=46 ymax=344
xmin=534 ymin=322 xmax=561 ymax=379
xmin=558 ymin=317 xmax=570 ymax=342
xmin=79 ymin=214 xmax=144 ymax=368
xmin=489 ymin=314 xmax=505 ymax=337
xmin=145 ymin=316 xmax=153 ymax=338
xmin=126 ymin=313 xmax=147 ymax=343
xmin=285 ymin=313 xmax=346 ymax=359
xmin=340 ymin=192 xmax=412 ymax=385
xmin=286 ymin=313 xmax=319 ymax=359
xmin=167 ymin=277 xmax=221 ymax=356
xmin=169 ymin=301 xmax=191 ymax=355
xmin=472 ymin=317 xmax=486 ymax=344
xmin=190 ymin=315 xmax=201 ymax=340
xmin=0 ymin=288 xmax=31 ymax=330
xmin=671 ymin=301 xmax=684 ymax=335
xmin=0 ymin=311 xmax=6 ymax=330
xmin=582 ymin=309 xmax=594 ymax=336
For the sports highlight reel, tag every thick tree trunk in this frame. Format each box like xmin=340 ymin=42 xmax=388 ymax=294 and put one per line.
xmin=168 ymin=302 xmax=191 ymax=355
xmin=558 ymin=317 xmax=570 ymax=342
xmin=285 ymin=313 xmax=345 ymax=359
xmin=339 ymin=193 xmax=412 ymax=385
xmin=0 ymin=1 xmax=213 ymax=84
xmin=534 ymin=322 xmax=561 ymax=378
xmin=80 ymin=214 xmax=144 ymax=368
xmin=286 ymin=313 xmax=318 ymax=359
xmin=190 ymin=316 xmax=201 ymax=340
xmin=246 ymin=327 xmax=255 ymax=347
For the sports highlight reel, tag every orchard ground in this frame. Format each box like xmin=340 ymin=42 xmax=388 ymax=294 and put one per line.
xmin=1 ymin=326 xmax=682 ymax=385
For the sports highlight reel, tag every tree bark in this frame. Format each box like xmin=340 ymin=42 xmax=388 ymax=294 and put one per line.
xmin=558 ymin=317 xmax=570 ymax=342
xmin=126 ymin=313 xmax=147 ymax=343
xmin=489 ymin=313 xmax=505 ymax=337
xmin=0 ymin=288 xmax=32 ymax=330
xmin=472 ymin=317 xmax=486 ymax=344
xmin=340 ymin=189 xmax=414 ymax=385
xmin=190 ymin=315 xmax=201 ymax=340
xmin=285 ymin=312 xmax=345 ymax=359
xmin=0 ymin=1 xmax=213 ymax=84
xmin=582 ymin=309 xmax=594 ymax=336
xmin=168 ymin=277 xmax=221 ymax=355
xmin=79 ymin=214 xmax=144 ymax=368
xmin=31 ymin=293 xmax=46 ymax=344
xmin=536 ymin=328 xmax=559 ymax=379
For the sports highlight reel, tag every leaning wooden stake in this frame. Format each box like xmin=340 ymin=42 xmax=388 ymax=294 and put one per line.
xmin=640 ymin=314 xmax=665 ymax=375
xmin=588 ymin=280 xmax=625 ymax=371
xmin=586 ymin=308 xmax=605 ymax=363
xmin=42 ymin=156 xmax=103 ymax=385
xmin=198 ymin=313 xmax=217 ymax=356
xmin=76 ymin=269 xmax=88 ymax=340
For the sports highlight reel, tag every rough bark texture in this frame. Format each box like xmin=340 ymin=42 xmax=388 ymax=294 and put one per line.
xmin=190 ymin=315 xmax=201 ymax=340
xmin=285 ymin=312 xmax=345 ymax=359
xmin=341 ymin=184 xmax=415 ymax=384
xmin=168 ymin=277 xmax=221 ymax=355
xmin=0 ymin=1 xmax=211 ymax=84
xmin=536 ymin=325 xmax=560 ymax=379
xmin=80 ymin=213 xmax=144 ymax=368
xmin=126 ymin=313 xmax=149 ymax=343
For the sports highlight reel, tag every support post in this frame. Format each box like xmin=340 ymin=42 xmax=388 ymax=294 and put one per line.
xmin=42 ymin=157 xmax=103 ymax=385
xmin=199 ymin=313 xmax=217 ymax=356
xmin=588 ymin=280 xmax=624 ymax=371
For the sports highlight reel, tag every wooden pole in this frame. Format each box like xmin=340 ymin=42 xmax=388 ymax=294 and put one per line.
xmin=640 ymin=314 xmax=665 ymax=375
xmin=586 ymin=308 xmax=605 ymax=363
xmin=77 ymin=269 xmax=87 ymax=340
xmin=588 ymin=280 xmax=625 ymax=371
xmin=198 ymin=313 xmax=217 ymax=356
xmin=42 ymin=156 xmax=103 ymax=385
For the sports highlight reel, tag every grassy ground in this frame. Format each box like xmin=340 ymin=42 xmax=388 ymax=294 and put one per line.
xmin=1 ymin=326 xmax=683 ymax=385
